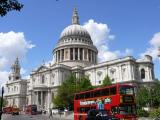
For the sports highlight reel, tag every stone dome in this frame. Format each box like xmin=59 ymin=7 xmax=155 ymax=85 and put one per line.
xmin=53 ymin=8 xmax=98 ymax=67
xmin=60 ymin=24 xmax=91 ymax=39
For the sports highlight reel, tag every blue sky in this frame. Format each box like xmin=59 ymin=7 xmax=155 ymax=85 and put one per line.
xmin=0 ymin=0 xmax=160 ymax=85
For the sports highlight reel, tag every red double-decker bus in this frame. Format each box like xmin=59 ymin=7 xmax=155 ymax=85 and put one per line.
xmin=3 ymin=107 xmax=13 ymax=114
xmin=25 ymin=105 xmax=37 ymax=115
xmin=74 ymin=84 xmax=137 ymax=120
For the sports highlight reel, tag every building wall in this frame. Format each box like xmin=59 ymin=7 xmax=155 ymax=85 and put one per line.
xmin=84 ymin=56 xmax=155 ymax=86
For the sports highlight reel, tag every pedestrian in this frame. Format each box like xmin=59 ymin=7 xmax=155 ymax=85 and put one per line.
xmin=48 ymin=108 xmax=53 ymax=120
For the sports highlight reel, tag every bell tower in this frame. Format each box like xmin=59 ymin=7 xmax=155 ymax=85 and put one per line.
xmin=9 ymin=57 xmax=21 ymax=81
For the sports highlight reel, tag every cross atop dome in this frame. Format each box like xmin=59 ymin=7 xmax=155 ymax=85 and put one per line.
xmin=72 ymin=7 xmax=80 ymax=25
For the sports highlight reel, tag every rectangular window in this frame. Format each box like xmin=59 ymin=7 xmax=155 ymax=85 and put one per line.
xmin=79 ymin=93 xmax=85 ymax=99
xmin=110 ymin=87 xmax=117 ymax=95
xmin=94 ymin=90 xmax=101 ymax=97
xmin=120 ymin=86 xmax=134 ymax=95
xmin=102 ymin=88 xmax=109 ymax=96
xmin=84 ymin=92 xmax=90 ymax=99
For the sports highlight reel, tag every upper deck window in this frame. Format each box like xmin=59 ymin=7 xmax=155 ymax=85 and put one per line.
xmin=120 ymin=86 xmax=134 ymax=95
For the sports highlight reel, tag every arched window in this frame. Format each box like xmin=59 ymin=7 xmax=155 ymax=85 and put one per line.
xmin=42 ymin=75 xmax=45 ymax=84
xmin=141 ymin=69 xmax=145 ymax=79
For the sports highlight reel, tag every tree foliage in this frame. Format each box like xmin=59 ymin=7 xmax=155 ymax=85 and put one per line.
xmin=0 ymin=0 xmax=23 ymax=17
xmin=136 ymin=87 xmax=150 ymax=108
xmin=151 ymin=81 xmax=160 ymax=107
xmin=0 ymin=97 xmax=7 ymax=107
xmin=78 ymin=75 xmax=93 ymax=91
xmin=53 ymin=74 xmax=93 ymax=109
xmin=136 ymin=81 xmax=160 ymax=109
xmin=102 ymin=75 xmax=112 ymax=87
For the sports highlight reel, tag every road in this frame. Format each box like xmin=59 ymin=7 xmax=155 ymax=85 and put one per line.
xmin=1 ymin=114 xmax=73 ymax=120
xmin=1 ymin=114 xmax=156 ymax=120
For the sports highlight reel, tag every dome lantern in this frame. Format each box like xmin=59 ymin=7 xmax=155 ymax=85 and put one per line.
xmin=72 ymin=7 xmax=80 ymax=25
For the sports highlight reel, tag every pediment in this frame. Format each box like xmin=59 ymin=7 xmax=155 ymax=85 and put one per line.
xmin=36 ymin=65 xmax=49 ymax=72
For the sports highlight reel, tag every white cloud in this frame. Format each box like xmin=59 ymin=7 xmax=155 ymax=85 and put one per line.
xmin=23 ymin=75 xmax=30 ymax=79
xmin=141 ymin=32 xmax=160 ymax=60
xmin=44 ymin=57 xmax=55 ymax=67
xmin=0 ymin=71 xmax=10 ymax=86
xmin=83 ymin=19 xmax=133 ymax=62
xmin=0 ymin=31 xmax=35 ymax=84
xmin=20 ymin=67 xmax=27 ymax=75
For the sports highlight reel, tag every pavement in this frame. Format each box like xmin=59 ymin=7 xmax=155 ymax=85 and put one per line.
xmin=1 ymin=112 xmax=74 ymax=120
xmin=1 ymin=113 xmax=157 ymax=120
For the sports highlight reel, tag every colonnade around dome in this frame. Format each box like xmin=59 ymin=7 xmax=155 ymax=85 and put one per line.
xmin=55 ymin=47 xmax=97 ymax=63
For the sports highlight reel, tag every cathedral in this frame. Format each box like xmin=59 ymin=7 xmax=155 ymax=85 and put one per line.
xmin=4 ymin=8 xmax=156 ymax=111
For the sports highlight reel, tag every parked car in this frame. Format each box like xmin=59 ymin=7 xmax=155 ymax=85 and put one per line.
xmin=86 ymin=109 xmax=118 ymax=120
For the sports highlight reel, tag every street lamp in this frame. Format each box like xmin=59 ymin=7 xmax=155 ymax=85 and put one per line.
xmin=158 ymin=46 xmax=160 ymax=58
xmin=0 ymin=86 xmax=4 ymax=120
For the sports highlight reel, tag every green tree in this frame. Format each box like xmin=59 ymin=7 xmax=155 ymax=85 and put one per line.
xmin=151 ymin=81 xmax=160 ymax=108
xmin=0 ymin=0 xmax=23 ymax=17
xmin=136 ymin=87 xmax=150 ymax=108
xmin=53 ymin=74 xmax=76 ymax=108
xmin=78 ymin=75 xmax=93 ymax=91
xmin=0 ymin=97 xmax=7 ymax=107
xmin=102 ymin=75 xmax=112 ymax=87
xmin=53 ymin=74 xmax=93 ymax=109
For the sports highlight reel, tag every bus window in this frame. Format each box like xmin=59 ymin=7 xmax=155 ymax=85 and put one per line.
xmin=120 ymin=86 xmax=134 ymax=95
xmin=111 ymin=106 xmax=118 ymax=114
xmin=110 ymin=87 xmax=117 ymax=95
xmin=85 ymin=92 xmax=90 ymax=99
xmin=119 ymin=105 xmax=135 ymax=115
xmin=102 ymin=88 xmax=109 ymax=96
xmin=79 ymin=94 xmax=84 ymax=99
xmin=90 ymin=92 xmax=94 ymax=98
xmin=94 ymin=90 xmax=101 ymax=97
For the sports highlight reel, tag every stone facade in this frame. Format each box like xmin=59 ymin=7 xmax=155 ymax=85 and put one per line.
xmin=4 ymin=58 xmax=27 ymax=110
xmin=5 ymin=8 xmax=156 ymax=111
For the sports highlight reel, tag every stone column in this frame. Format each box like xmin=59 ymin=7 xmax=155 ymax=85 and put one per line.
xmin=41 ymin=91 xmax=43 ymax=108
xmin=36 ymin=91 xmax=38 ymax=105
xmin=131 ymin=65 xmax=134 ymax=80
xmin=96 ymin=53 xmax=97 ymax=63
xmin=148 ymin=66 xmax=151 ymax=81
xmin=73 ymin=48 xmax=75 ymax=60
xmin=68 ymin=48 xmax=70 ymax=60
xmin=57 ymin=51 xmax=59 ymax=62
xmin=91 ymin=51 xmax=93 ymax=62
xmin=56 ymin=51 xmax=58 ymax=62
xmin=78 ymin=48 xmax=80 ymax=60
xmin=55 ymin=51 xmax=57 ymax=62
xmin=87 ymin=49 xmax=89 ymax=61
xmin=93 ymin=52 xmax=95 ymax=63
xmin=83 ymin=48 xmax=85 ymax=60
xmin=60 ymin=50 xmax=62 ymax=62
xmin=47 ymin=90 xmax=51 ymax=109
xmin=119 ymin=66 xmax=122 ymax=82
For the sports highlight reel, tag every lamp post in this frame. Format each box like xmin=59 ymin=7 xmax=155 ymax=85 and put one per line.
xmin=158 ymin=46 xmax=160 ymax=58
xmin=0 ymin=87 xmax=4 ymax=120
